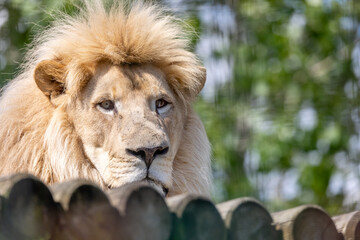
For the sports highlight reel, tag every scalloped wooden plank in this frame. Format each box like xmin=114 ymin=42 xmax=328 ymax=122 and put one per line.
xmin=272 ymin=205 xmax=343 ymax=240
xmin=50 ymin=180 xmax=120 ymax=240
xmin=107 ymin=183 xmax=171 ymax=240
xmin=0 ymin=173 xmax=59 ymax=239
xmin=217 ymin=197 xmax=282 ymax=240
xmin=167 ymin=194 xmax=226 ymax=240
xmin=333 ymin=211 xmax=360 ymax=240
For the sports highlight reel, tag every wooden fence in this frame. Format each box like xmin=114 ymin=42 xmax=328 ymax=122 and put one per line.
xmin=0 ymin=173 xmax=358 ymax=240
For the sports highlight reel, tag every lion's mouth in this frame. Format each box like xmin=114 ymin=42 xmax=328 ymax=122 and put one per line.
xmin=144 ymin=177 xmax=169 ymax=197
xmin=105 ymin=178 xmax=169 ymax=197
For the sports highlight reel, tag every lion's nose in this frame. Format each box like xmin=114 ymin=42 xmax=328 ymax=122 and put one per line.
xmin=126 ymin=146 xmax=169 ymax=169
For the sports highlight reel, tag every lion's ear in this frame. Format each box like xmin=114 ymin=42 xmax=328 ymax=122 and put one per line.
xmin=187 ymin=66 xmax=206 ymax=99
xmin=34 ymin=60 xmax=66 ymax=98
xmin=196 ymin=66 xmax=206 ymax=96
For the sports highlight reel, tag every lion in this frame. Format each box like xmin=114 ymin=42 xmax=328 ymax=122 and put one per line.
xmin=0 ymin=1 xmax=212 ymax=197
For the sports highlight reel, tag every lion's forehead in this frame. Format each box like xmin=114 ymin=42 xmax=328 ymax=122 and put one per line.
xmin=86 ymin=63 xmax=171 ymax=100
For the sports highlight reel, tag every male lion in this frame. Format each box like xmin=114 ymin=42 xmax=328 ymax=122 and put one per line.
xmin=0 ymin=1 xmax=212 ymax=197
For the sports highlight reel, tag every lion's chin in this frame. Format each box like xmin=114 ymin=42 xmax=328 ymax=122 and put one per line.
xmin=143 ymin=178 xmax=169 ymax=197
xmin=106 ymin=178 xmax=169 ymax=198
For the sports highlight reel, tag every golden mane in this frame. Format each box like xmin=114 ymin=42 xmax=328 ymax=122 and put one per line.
xmin=0 ymin=0 xmax=212 ymax=196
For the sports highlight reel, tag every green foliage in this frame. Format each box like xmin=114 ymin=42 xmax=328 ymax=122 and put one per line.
xmin=0 ymin=0 xmax=69 ymax=83
xmin=196 ymin=0 xmax=360 ymax=213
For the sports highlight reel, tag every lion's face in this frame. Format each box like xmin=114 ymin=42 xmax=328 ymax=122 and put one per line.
xmin=67 ymin=63 xmax=185 ymax=195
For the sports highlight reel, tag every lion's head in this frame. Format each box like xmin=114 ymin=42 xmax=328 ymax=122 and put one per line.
xmin=0 ymin=1 xmax=212 ymax=197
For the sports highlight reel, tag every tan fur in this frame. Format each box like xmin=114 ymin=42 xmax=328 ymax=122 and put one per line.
xmin=0 ymin=1 xmax=212 ymax=196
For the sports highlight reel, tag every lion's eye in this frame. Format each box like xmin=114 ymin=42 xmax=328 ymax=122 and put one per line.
xmin=156 ymin=99 xmax=168 ymax=109
xmin=98 ymin=100 xmax=115 ymax=111
xmin=156 ymin=99 xmax=171 ymax=114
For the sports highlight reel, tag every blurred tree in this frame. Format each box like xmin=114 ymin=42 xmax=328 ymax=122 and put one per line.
xmin=0 ymin=0 xmax=77 ymax=83
xmin=195 ymin=0 xmax=360 ymax=213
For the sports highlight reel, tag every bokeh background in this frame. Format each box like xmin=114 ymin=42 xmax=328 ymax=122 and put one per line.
xmin=0 ymin=0 xmax=359 ymax=214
